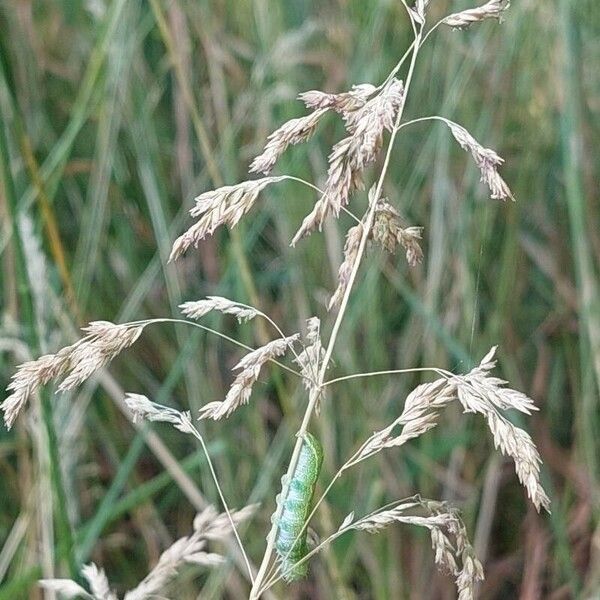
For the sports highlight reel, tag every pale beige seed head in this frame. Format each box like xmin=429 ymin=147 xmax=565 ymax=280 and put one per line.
xmin=447 ymin=121 xmax=514 ymax=200
xmin=170 ymin=177 xmax=286 ymax=261
xmin=250 ymin=108 xmax=328 ymax=175
xmin=292 ymin=79 xmax=405 ymax=243
xmin=328 ymin=224 xmax=364 ymax=311
xmin=180 ymin=296 xmax=259 ymax=322
xmin=298 ymin=83 xmax=376 ymax=114
xmin=2 ymin=322 xmax=143 ymax=430
xmin=372 ymin=200 xmax=424 ymax=266
xmin=444 ymin=0 xmax=510 ymax=29
xmin=199 ymin=335 xmax=299 ymax=420
xmin=123 ymin=506 xmax=255 ymax=600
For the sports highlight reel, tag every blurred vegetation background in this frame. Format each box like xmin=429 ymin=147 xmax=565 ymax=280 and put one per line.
xmin=0 ymin=0 xmax=598 ymax=598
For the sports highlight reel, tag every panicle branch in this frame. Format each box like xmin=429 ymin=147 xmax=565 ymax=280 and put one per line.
xmin=444 ymin=0 xmax=510 ymax=29
xmin=199 ymin=335 xmax=300 ymax=420
xmin=340 ymin=497 xmax=483 ymax=600
xmin=2 ymin=322 xmax=144 ymax=430
xmin=169 ymin=177 xmax=285 ymax=261
xmin=292 ymin=79 xmax=405 ymax=243
xmin=348 ymin=348 xmax=550 ymax=512
xmin=446 ymin=121 xmax=513 ymax=200
xmin=180 ymin=296 xmax=259 ymax=322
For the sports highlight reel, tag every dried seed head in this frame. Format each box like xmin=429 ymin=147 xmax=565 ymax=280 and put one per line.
xmin=397 ymin=226 xmax=424 ymax=267
xmin=81 ymin=564 xmax=117 ymax=600
xmin=250 ymin=108 xmax=328 ymax=175
xmin=327 ymin=198 xmax=423 ymax=311
xmin=124 ymin=506 xmax=256 ymax=600
xmin=328 ymin=224 xmax=364 ymax=310
xmin=344 ymin=497 xmax=483 ymax=599
xmin=354 ymin=380 xmax=455 ymax=463
xmin=57 ymin=323 xmax=144 ymax=392
xmin=170 ymin=177 xmax=285 ymax=260
xmin=298 ymin=83 xmax=376 ymax=114
xmin=199 ymin=335 xmax=299 ymax=420
xmin=124 ymin=393 xmax=196 ymax=435
xmin=341 ymin=78 xmax=404 ymax=135
xmin=446 ymin=121 xmax=513 ymax=200
xmin=484 ymin=412 xmax=550 ymax=512
xmin=411 ymin=0 xmax=430 ymax=25
xmin=454 ymin=348 xmax=550 ymax=512
xmin=193 ymin=503 xmax=258 ymax=540
xmin=2 ymin=322 xmax=144 ymax=430
xmin=372 ymin=201 xmax=401 ymax=253
xmin=180 ymin=296 xmax=259 ymax=322
xmin=292 ymin=80 xmax=405 ymax=243
xmin=294 ymin=317 xmax=325 ymax=389
xmin=41 ymin=505 xmax=256 ymax=600
xmin=372 ymin=200 xmax=424 ymax=266
xmin=349 ymin=347 xmax=550 ymax=513
xmin=444 ymin=0 xmax=510 ymax=29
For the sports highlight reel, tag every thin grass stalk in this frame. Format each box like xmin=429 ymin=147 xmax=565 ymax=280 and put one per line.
xmin=559 ymin=0 xmax=600 ymax=488
xmin=249 ymin=24 xmax=424 ymax=599
xmin=0 ymin=103 xmax=78 ymax=578
xmin=11 ymin=0 xmax=128 ymax=216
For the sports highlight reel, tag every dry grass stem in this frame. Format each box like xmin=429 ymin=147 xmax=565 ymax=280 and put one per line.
xmin=2 ymin=322 xmax=144 ymax=429
xmin=444 ymin=0 xmax=510 ymax=29
xmin=199 ymin=335 xmax=299 ymax=420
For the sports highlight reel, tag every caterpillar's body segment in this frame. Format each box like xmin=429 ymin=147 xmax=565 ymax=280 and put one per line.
xmin=276 ymin=432 xmax=323 ymax=582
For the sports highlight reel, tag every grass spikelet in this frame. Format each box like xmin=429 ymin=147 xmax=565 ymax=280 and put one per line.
xmin=445 ymin=120 xmax=514 ymax=200
xmin=250 ymin=109 xmax=328 ymax=175
xmin=170 ymin=177 xmax=286 ymax=260
xmin=180 ymin=296 xmax=260 ymax=322
xmin=2 ymin=322 xmax=144 ymax=429
xmin=199 ymin=335 xmax=300 ymax=420
xmin=444 ymin=0 xmax=510 ymax=29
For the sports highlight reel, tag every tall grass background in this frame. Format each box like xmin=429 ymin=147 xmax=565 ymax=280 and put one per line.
xmin=0 ymin=0 xmax=598 ymax=598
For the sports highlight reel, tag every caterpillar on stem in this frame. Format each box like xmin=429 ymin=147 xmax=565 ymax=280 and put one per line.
xmin=275 ymin=432 xmax=323 ymax=581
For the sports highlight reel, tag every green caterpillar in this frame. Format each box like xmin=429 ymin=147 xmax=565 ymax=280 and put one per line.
xmin=275 ymin=432 xmax=323 ymax=582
